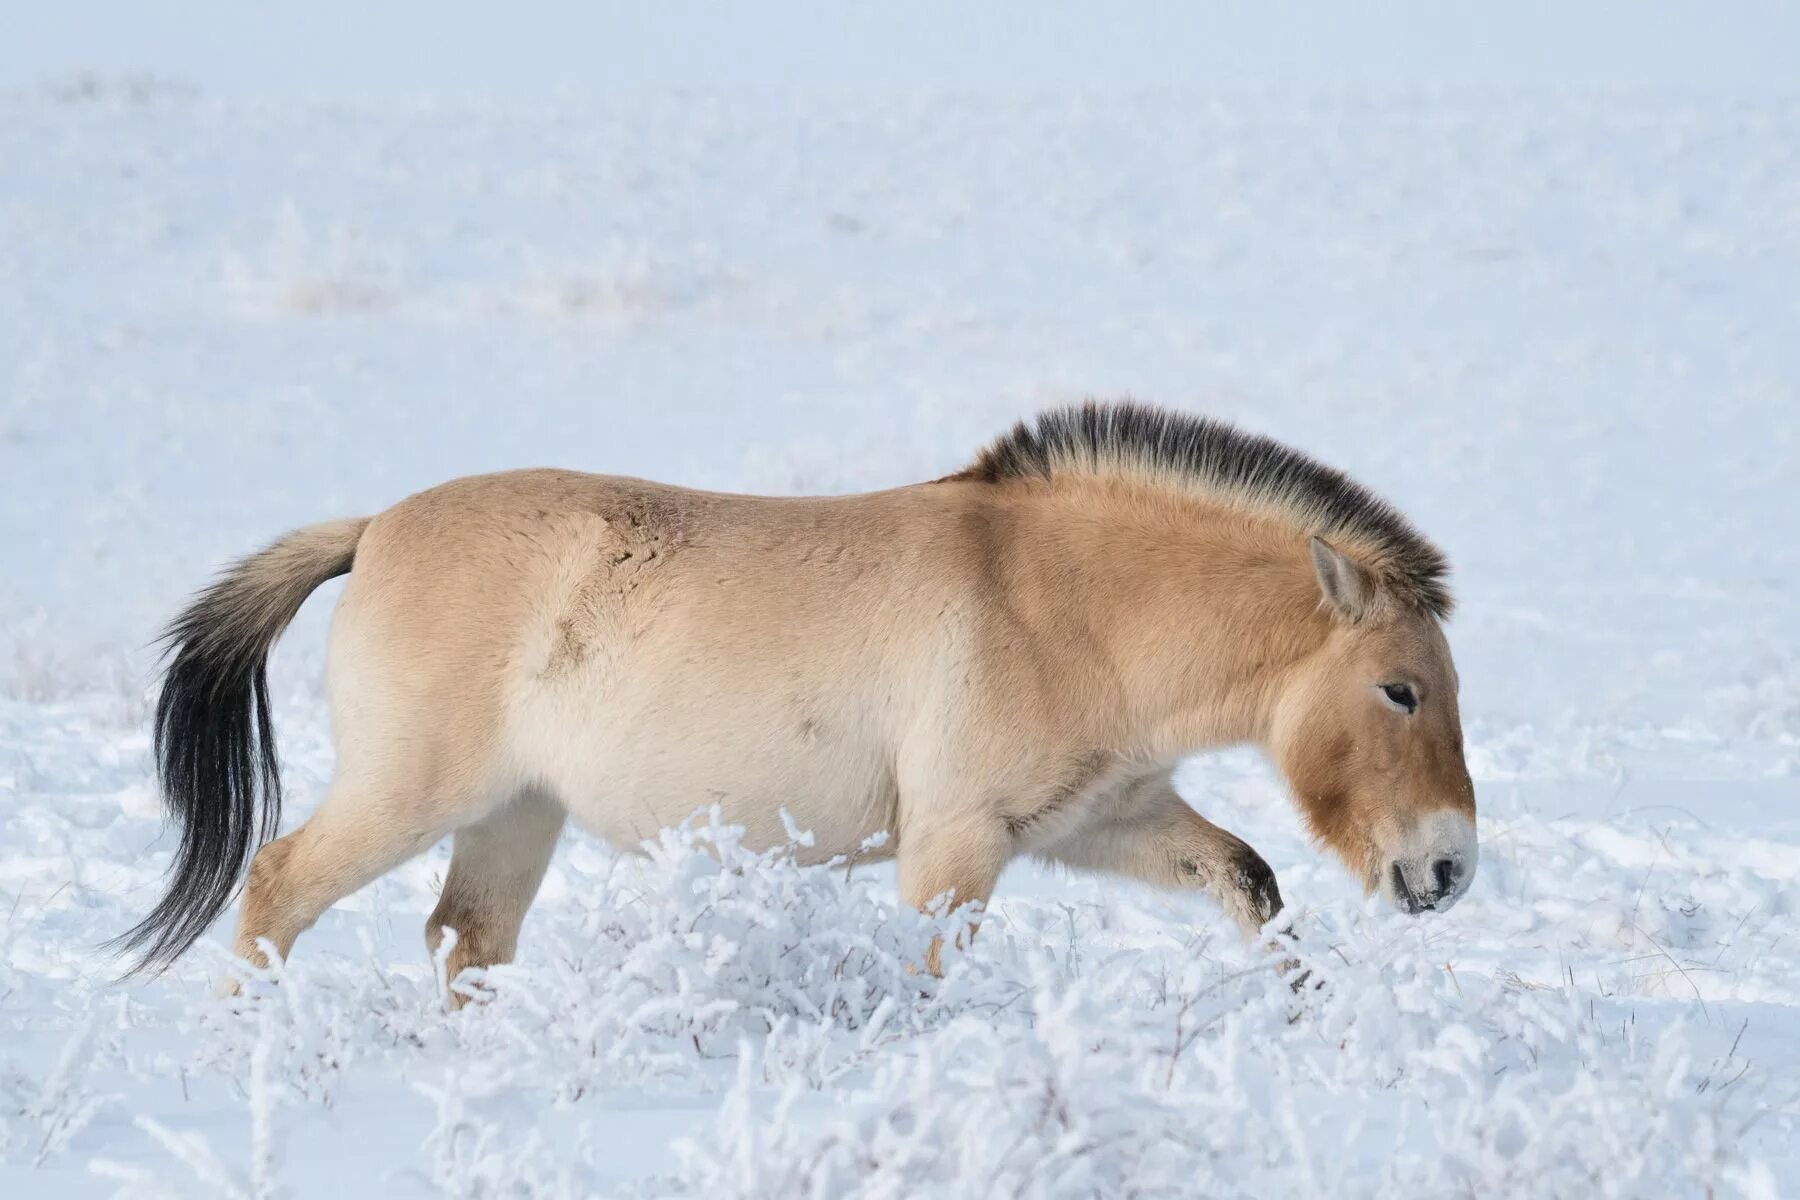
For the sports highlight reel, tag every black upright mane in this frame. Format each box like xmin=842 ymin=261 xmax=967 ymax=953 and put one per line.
xmin=954 ymin=401 xmax=1452 ymax=617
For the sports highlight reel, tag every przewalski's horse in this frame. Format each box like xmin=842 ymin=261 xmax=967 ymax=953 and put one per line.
xmin=118 ymin=402 xmax=1476 ymax=992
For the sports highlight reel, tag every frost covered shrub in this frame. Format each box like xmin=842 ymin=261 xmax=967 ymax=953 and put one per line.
xmin=0 ymin=1016 xmax=116 ymax=1166
xmin=1405 ymin=1020 xmax=1772 ymax=1197
xmin=657 ymin=927 xmax=1771 ymax=1199
xmin=444 ymin=810 xmax=1033 ymax=1096
xmin=180 ymin=810 xmax=1035 ymax=1111
xmin=412 ymin=1068 xmax=569 ymax=1200
xmin=91 ymin=1009 xmax=288 ymax=1200
xmin=140 ymin=817 xmax=1770 ymax=1198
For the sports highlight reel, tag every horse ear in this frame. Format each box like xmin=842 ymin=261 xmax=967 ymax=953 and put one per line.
xmin=1311 ymin=537 xmax=1376 ymax=621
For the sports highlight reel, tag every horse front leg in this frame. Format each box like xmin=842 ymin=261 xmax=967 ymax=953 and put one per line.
xmin=896 ymin=809 xmax=1012 ymax=976
xmin=1041 ymin=771 xmax=1284 ymax=939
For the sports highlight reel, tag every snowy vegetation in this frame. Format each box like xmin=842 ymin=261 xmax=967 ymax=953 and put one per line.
xmin=4 ymin=814 xmax=1781 ymax=1196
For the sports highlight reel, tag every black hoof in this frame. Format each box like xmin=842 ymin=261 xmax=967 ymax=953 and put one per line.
xmin=1233 ymin=851 xmax=1284 ymax=924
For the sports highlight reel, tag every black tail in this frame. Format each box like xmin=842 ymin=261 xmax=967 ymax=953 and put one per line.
xmin=113 ymin=518 xmax=369 ymax=974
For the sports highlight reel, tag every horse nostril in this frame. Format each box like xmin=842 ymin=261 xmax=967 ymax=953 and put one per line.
xmin=1431 ymin=858 xmax=1456 ymax=897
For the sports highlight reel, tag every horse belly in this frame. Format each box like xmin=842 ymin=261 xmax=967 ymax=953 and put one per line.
xmin=507 ymin=665 xmax=901 ymax=861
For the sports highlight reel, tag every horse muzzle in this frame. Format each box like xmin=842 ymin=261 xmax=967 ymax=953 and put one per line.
xmin=1381 ymin=810 xmax=1477 ymax=914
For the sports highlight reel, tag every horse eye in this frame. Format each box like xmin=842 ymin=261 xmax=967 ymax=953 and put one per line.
xmin=1381 ymin=683 xmax=1418 ymax=713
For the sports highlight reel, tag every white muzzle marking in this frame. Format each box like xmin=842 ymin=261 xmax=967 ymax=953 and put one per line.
xmin=1380 ymin=809 xmax=1477 ymax=914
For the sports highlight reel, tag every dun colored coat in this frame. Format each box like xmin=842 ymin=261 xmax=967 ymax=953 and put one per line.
xmin=119 ymin=402 xmax=1477 ymax=993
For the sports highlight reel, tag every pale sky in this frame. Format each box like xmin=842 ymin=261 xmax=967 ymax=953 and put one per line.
xmin=5 ymin=1 xmax=1795 ymax=96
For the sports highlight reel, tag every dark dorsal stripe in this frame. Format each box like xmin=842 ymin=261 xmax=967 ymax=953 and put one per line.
xmin=953 ymin=401 xmax=1452 ymax=617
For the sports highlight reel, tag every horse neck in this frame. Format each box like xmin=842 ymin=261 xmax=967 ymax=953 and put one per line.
xmin=997 ymin=479 xmax=1333 ymax=759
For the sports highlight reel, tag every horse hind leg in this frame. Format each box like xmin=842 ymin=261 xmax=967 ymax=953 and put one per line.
xmin=425 ymin=787 xmax=566 ymax=1007
xmin=224 ymin=765 xmax=492 ymax=990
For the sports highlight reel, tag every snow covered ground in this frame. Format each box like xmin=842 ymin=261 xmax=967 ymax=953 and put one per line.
xmin=3 ymin=66 xmax=1799 ymax=1197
